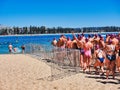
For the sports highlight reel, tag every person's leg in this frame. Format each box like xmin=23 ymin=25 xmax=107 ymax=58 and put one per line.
xmin=106 ymin=59 xmax=110 ymax=79
xmin=100 ymin=64 xmax=105 ymax=75
xmin=83 ymin=55 xmax=87 ymax=72
xmin=80 ymin=54 xmax=83 ymax=68
xmin=87 ymin=50 xmax=91 ymax=72
xmin=99 ymin=58 xmax=105 ymax=75
xmin=119 ymin=67 xmax=120 ymax=73
xmin=94 ymin=60 xmax=100 ymax=74
xmin=88 ymin=57 xmax=91 ymax=72
xmin=111 ymin=60 xmax=116 ymax=79
xmin=117 ymin=57 xmax=120 ymax=72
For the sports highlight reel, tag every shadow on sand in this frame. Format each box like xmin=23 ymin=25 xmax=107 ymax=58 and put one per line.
xmin=86 ymin=74 xmax=120 ymax=85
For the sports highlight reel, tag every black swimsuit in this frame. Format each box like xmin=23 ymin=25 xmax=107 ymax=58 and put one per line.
xmin=78 ymin=48 xmax=84 ymax=55
xmin=106 ymin=54 xmax=116 ymax=61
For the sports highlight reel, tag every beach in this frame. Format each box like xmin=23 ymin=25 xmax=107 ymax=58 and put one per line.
xmin=0 ymin=54 xmax=120 ymax=90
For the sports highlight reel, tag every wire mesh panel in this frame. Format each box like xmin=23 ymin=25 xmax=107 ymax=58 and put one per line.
xmin=24 ymin=44 xmax=33 ymax=54
xmin=25 ymin=44 xmax=80 ymax=80
xmin=25 ymin=44 xmax=52 ymax=59
xmin=51 ymin=48 xmax=80 ymax=80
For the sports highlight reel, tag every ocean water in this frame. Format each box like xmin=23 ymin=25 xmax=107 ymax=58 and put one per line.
xmin=0 ymin=32 xmax=118 ymax=54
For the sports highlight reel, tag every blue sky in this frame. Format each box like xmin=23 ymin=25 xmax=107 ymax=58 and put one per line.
xmin=0 ymin=0 xmax=120 ymax=28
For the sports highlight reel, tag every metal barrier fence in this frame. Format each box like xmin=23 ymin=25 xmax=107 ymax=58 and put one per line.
xmin=25 ymin=44 xmax=80 ymax=80
xmin=25 ymin=44 xmax=52 ymax=59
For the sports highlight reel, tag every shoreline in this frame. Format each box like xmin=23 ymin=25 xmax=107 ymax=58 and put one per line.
xmin=0 ymin=32 xmax=119 ymax=37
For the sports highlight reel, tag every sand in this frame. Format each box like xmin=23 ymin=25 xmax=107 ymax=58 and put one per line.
xmin=0 ymin=54 xmax=120 ymax=90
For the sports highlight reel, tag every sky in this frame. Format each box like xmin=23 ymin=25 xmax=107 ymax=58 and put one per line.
xmin=0 ymin=0 xmax=120 ymax=28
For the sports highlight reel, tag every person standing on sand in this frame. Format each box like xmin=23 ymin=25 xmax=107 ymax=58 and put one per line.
xmin=72 ymin=33 xmax=84 ymax=68
xmin=21 ymin=45 xmax=25 ymax=54
xmin=76 ymin=35 xmax=84 ymax=68
xmin=116 ymin=40 xmax=120 ymax=73
xmin=71 ymin=36 xmax=79 ymax=67
xmin=8 ymin=43 xmax=13 ymax=53
xmin=83 ymin=38 xmax=93 ymax=72
xmin=94 ymin=45 xmax=105 ymax=75
xmin=105 ymin=40 xmax=116 ymax=79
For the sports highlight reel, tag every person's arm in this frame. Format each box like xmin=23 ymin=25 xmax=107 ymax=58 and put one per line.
xmin=72 ymin=32 xmax=78 ymax=41
xmin=114 ymin=45 xmax=118 ymax=54
xmin=106 ymin=36 xmax=110 ymax=44
xmin=103 ymin=44 xmax=108 ymax=53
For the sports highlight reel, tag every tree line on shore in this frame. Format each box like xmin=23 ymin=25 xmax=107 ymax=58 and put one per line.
xmin=0 ymin=26 xmax=120 ymax=35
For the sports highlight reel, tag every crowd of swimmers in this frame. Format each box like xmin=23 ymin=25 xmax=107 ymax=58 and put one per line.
xmin=51 ymin=32 xmax=120 ymax=79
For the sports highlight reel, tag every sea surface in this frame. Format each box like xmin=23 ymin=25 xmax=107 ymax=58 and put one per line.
xmin=0 ymin=32 xmax=118 ymax=54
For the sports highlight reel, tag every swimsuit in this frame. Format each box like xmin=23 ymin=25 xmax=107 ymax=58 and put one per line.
xmin=97 ymin=50 xmax=104 ymax=63
xmin=106 ymin=54 xmax=116 ymax=61
xmin=91 ymin=48 xmax=94 ymax=54
xmin=98 ymin=57 xmax=104 ymax=63
xmin=21 ymin=46 xmax=25 ymax=50
xmin=78 ymin=48 xmax=84 ymax=55
xmin=84 ymin=49 xmax=91 ymax=57
xmin=106 ymin=45 xmax=116 ymax=61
